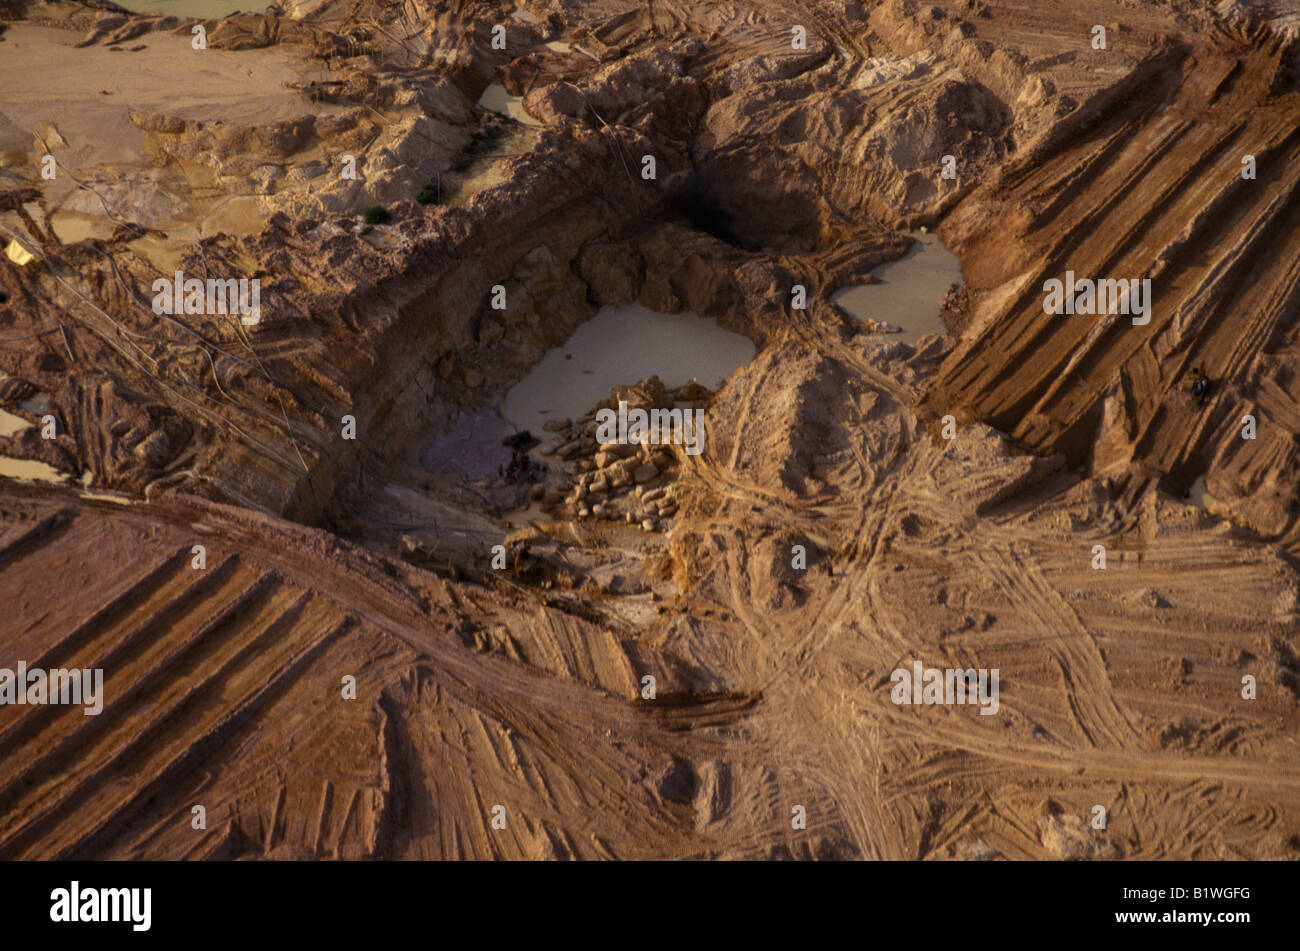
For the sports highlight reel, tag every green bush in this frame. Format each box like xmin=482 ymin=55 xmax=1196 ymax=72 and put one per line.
xmin=361 ymin=204 xmax=390 ymax=225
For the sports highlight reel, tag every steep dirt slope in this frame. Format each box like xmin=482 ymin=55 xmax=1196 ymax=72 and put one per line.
xmin=922 ymin=4 xmax=1300 ymax=553
xmin=0 ymin=485 xmax=782 ymax=860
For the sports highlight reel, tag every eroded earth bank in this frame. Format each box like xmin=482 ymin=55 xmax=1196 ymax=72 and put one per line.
xmin=1 ymin=0 xmax=1300 ymax=859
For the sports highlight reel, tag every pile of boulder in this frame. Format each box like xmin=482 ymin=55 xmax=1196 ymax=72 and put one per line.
xmin=529 ymin=375 xmax=707 ymax=531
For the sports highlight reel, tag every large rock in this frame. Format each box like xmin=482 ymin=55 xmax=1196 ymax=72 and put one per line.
xmin=632 ymin=461 xmax=659 ymax=484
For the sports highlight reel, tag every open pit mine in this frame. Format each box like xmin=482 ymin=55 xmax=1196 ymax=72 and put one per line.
xmin=1 ymin=0 xmax=1299 ymax=862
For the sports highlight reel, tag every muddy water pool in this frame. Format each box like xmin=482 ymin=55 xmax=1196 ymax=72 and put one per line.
xmin=832 ymin=231 xmax=963 ymax=345
xmin=477 ymin=84 xmax=540 ymax=127
xmin=500 ymin=303 xmax=756 ymax=435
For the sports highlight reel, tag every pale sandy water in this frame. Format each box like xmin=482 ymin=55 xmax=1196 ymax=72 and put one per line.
xmin=477 ymin=83 xmax=540 ymax=127
xmin=511 ymin=8 xmax=591 ymax=57
xmin=832 ymin=231 xmax=963 ymax=345
xmin=0 ymin=398 xmax=81 ymax=485
xmin=0 ymin=408 xmax=29 ymax=438
xmin=0 ymin=455 xmax=64 ymax=483
xmin=0 ymin=406 xmax=64 ymax=483
xmin=0 ymin=371 xmax=51 ymax=417
xmin=500 ymin=303 xmax=756 ymax=434
xmin=21 ymin=392 xmax=52 ymax=416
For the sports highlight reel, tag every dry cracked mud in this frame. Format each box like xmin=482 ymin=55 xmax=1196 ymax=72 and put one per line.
xmin=1 ymin=0 xmax=1299 ymax=860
